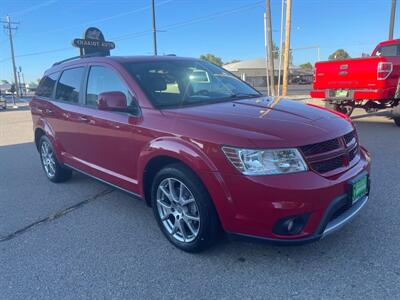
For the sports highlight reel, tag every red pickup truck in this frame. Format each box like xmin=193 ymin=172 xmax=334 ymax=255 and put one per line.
xmin=311 ymin=39 xmax=400 ymax=126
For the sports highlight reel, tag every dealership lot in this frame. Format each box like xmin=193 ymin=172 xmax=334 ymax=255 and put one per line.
xmin=0 ymin=104 xmax=399 ymax=299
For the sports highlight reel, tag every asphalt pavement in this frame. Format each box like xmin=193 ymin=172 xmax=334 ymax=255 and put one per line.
xmin=0 ymin=102 xmax=399 ymax=299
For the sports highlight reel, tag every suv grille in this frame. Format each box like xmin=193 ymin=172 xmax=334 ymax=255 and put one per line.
xmin=300 ymin=130 xmax=360 ymax=175
xmin=300 ymin=138 xmax=340 ymax=156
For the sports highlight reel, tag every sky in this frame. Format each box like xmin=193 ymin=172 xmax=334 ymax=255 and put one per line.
xmin=0 ymin=0 xmax=398 ymax=82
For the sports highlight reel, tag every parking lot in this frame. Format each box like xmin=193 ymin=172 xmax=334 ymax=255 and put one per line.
xmin=0 ymin=102 xmax=399 ymax=299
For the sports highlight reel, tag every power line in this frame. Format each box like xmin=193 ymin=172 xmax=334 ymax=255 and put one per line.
xmin=19 ymin=0 xmax=175 ymax=39
xmin=113 ymin=0 xmax=264 ymax=41
xmin=9 ymin=0 xmax=59 ymax=17
xmin=5 ymin=0 xmax=264 ymax=61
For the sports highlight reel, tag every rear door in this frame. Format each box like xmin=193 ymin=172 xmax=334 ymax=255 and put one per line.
xmin=67 ymin=64 xmax=141 ymax=192
xmin=52 ymin=66 xmax=87 ymax=160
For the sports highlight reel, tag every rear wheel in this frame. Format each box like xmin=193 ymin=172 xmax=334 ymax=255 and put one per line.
xmin=151 ymin=163 xmax=221 ymax=252
xmin=393 ymin=103 xmax=400 ymax=127
xmin=325 ymin=101 xmax=354 ymax=116
xmin=39 ymin=135 xmax=72 ymax=182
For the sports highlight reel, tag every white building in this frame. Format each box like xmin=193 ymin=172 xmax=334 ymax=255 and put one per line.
xmin=223 ymin=58 xmax=313 ymax=92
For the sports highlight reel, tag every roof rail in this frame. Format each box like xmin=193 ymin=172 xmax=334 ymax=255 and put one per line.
xmin=52 ymin=52 xmax=108 ymax=66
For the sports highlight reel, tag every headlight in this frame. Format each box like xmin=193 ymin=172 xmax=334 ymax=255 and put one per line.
xmin=222 ymin=147 xmax=308 ymax=175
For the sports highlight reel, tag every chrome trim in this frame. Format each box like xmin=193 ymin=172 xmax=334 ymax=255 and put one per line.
xmin=322 ymin=195 xmax=369 ymax=237
xmin=64 ymin=163 xmax=143 ymax=200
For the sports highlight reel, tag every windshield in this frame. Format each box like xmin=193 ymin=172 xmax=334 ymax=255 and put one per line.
xmin=124 ymin=59 xmax=260 ymax=108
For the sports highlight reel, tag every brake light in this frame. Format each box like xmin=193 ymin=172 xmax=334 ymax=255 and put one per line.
xmin=377 ymin=61 xmax=393 ymax=80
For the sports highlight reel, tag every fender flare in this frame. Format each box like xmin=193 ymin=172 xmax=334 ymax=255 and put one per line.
xmin=34 ymin=118 xmax=64 ymax=163
xmin=136 ymin=136 xmax=218 ymax=195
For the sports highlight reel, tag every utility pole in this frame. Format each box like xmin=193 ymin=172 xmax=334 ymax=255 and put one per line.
xmin=17 ymin=69 xmax=22 ymax=96
xmin=263 ymin=13 xmax=270 ymax=95
xmin=389 ymin=0 xmax=396 ymax=40
xmin=282 ymin=0 xmax=292 ymax=96
xmin=265 ymin=0 xmax=276 ymax=96
xmin=277 ymin=0 xmax=285 ymax=96
xmin=2 ymin=15 xmax=20 ymax=100
xmin=151 ymin=0 xmax=158 ymax=55
xmin=20 ymin=67 xmax=26 ymax=96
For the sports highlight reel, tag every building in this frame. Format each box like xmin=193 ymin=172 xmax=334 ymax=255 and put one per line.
xmin=223 ymin=58 xmax=313 ymax=92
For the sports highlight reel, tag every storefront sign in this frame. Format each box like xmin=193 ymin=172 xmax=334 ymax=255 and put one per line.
xmin=72 ymin=27 xmax=115 ymax=56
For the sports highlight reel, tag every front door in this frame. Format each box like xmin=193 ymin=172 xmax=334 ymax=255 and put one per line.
xmin=69 ymin=65 xmax=141 ymax=192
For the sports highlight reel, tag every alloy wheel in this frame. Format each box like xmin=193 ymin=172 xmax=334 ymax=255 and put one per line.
xmin=41 ymin=141 xmax=56 ymax=178
xmin=156 ymin=178 xmax=200 ymax=243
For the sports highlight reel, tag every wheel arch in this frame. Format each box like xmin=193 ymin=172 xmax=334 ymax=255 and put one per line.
xmin=33 ymin=119 xmax=63 ymax=162
xmin=138 ymin=137 xmax=218 ymax=207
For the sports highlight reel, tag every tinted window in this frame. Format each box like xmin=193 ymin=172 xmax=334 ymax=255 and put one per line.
xmin=124 ymin=60 xmax=260 ymax=109
xmin=375 ymin=45 xmax=400 ymax=56
xmin=55 ymin=67 xmax=84 ymax=103
xmin=36 ymin=72 xmax=59 ymax=98
xmin=86 ymin=66 xmax=134 ymax=107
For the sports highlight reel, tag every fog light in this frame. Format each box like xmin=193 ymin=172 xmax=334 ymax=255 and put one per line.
xmin=273 ymin=214 xmax=309 ymax=236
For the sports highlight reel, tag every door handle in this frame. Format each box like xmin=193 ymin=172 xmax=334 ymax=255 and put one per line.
xmin=79 ymin=115 xmax=90 ymax=123
xmin=45 ymin=108 xmax=53 ymax=114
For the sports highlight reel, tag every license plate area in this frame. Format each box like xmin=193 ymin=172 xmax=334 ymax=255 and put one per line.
xmin=335 ymin=90 xmax=349 ymax=98
xmin=348 ymin=173 xmax=369 ymax=205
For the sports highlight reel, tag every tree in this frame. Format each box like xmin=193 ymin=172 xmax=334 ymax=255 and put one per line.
xmin=329 ymin=49 xmax=351 ymax=60
xmin=225 ymin=59 xmax=241 ymax=65
xmin=200 ymin=54 xmax=223 ymax=66
xmin=272 ymin=42 xmax=279 ymax=59
xmin=299 ymin=62 xmax=313 ymax=70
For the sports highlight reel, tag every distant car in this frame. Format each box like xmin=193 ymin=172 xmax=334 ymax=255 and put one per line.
xmin=0 ymin=96 xmax=6 ymax=109
xmin=30 ymin=54 xmax=371 ymax=252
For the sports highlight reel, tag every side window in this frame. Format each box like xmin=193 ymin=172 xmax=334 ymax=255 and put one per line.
xmin=36 ymin=72 xmax=59 ymax=98
xmin=55 ymin=67 xmax=84 ymax=103
xmin=86 ymin=66 xmax=134 ymax=107
xmin=375 ymin=45 xmax=400 ymax=56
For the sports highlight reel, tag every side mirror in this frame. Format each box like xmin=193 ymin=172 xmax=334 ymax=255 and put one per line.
xmin=97 ymin=91 xmax=127 ymax=111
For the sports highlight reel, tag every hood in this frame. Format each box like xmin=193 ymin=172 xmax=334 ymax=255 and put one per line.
xmin=161 ymin=97 xmax=354 ymax=148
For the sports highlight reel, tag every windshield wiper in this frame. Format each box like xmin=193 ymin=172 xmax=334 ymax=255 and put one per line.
xmin=229 ymin=93 xmax=261 ymax=99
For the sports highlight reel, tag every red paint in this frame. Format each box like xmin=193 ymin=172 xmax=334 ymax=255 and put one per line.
xmin=311 ymin=39 xmax=400 ymax=102
xmin=31 ymin=55 xmax=371 ymax=242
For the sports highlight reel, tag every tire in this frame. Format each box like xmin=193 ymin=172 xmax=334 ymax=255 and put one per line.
xmin=325 ymin=101 xmax=354 ymax=116
xmin=151 ymin=163 xmax=221 ymax=252
xmin=394 ymin=117 xmax=400 ymax=127
xmin=39 ymin=135 xmax=72 ymax=183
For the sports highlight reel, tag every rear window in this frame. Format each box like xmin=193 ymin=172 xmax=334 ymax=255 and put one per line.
xmin=36 ymin=72 xmax=59 ymax=98
xmin=55 ymin=67 xmax=84 ymax=103
xmin=375 ymin=44 xmax=400 ymax=57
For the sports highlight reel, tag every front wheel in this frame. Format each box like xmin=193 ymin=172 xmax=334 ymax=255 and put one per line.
xmin=151 ymin=163 xmax=221 ymax=252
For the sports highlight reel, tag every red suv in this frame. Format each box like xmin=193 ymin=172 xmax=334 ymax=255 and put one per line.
xmin=30 ymin=55 xmax=371 ymax=252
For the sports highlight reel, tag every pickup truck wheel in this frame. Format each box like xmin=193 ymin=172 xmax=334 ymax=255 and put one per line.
xmin=39 ymin=136 xmax=72 ymax=183
xmin=151 ymin=163 xmax=221 ymax=252
xmin=325 ymin=101 xmax=354 ymax=116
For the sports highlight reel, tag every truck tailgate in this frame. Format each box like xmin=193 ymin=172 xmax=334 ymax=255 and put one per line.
xmin=313 ymin=56 xmax=385 ymax=90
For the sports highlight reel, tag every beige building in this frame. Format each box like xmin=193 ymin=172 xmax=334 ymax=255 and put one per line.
xmin=223 ymin=58 xmax=313 ymax=92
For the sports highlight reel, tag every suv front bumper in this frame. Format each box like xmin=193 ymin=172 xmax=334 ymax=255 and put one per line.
xmin=200 ymin=147 xmax=371 ymax=244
